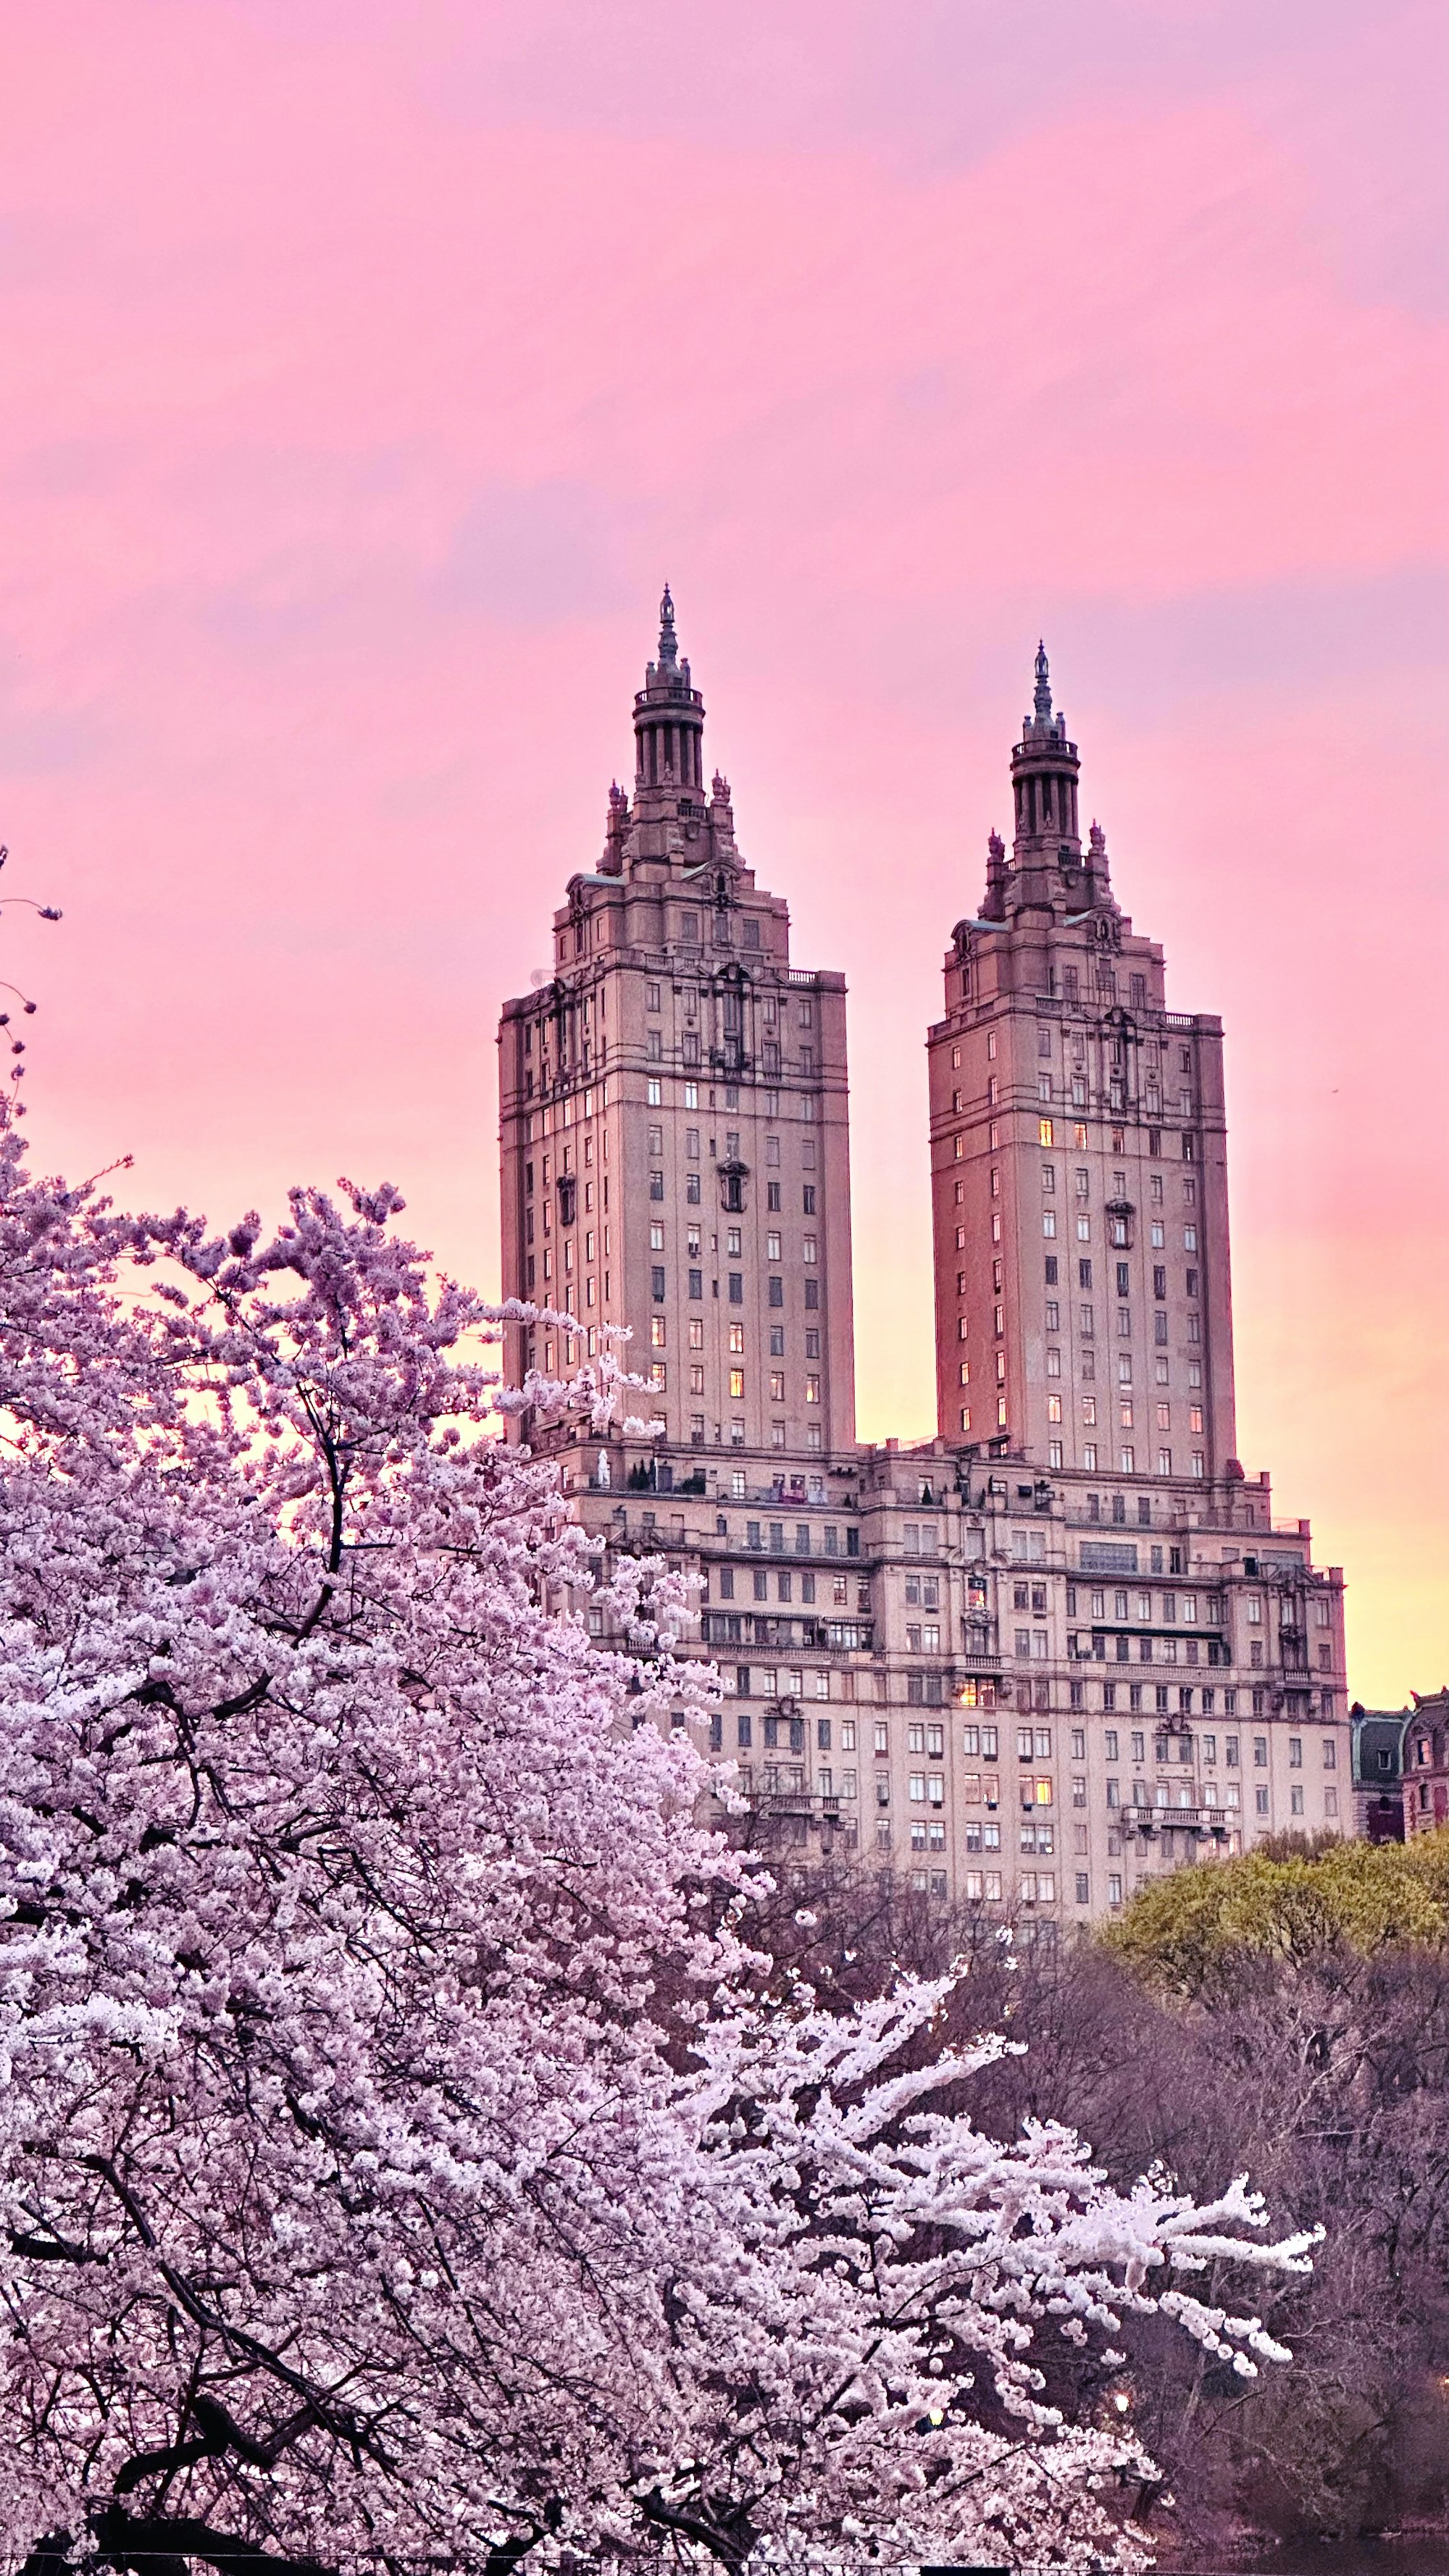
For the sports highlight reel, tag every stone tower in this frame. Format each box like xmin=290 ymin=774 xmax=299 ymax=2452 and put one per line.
xmin=928 ymin=645 xmax=1235 ymax=1483
xmin=497 ymin=587 xmax=856 ymax=1475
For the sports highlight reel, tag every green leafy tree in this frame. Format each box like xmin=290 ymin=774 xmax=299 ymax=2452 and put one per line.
xmin=1102 ymin=1833 xmax=1449 ymax=1998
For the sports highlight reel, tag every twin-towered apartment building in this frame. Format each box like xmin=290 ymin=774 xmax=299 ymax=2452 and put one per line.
xmin=497 ymin=593 xmax=1349 ymax=1926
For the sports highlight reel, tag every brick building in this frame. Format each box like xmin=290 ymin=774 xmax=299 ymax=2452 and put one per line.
xmin=496 ymin=598 xmax=1352 ymax=1925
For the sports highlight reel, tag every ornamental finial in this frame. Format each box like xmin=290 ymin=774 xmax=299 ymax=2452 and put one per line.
xmin=657 ymin=582 xmax=679 ymax=671
xmin=1033 ymin=640 xmax=1052 ymax=722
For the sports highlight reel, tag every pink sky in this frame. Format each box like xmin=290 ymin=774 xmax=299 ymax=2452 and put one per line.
xmin=0 ymin=0 xmax=1444 ymax=1703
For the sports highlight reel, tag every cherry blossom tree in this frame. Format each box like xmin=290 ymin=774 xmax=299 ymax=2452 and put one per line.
xmin=0 ymin=1109 xmax=1315 ymax=2576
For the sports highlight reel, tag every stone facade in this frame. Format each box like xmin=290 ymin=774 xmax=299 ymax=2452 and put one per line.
xmin=1401 ymin=1690 xmax=1449 ymax=1838
xmin=497 ymin=601 xmax=1353 ymax=1927
xmin=1351 ymin=1707 xmax=1408 ymax=1842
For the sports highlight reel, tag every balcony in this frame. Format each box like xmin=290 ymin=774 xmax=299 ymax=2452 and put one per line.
xmin=958 ymin=1633 xmax=1003 ymax=1673
xmin=1074 ymin=1629 xmax=1230 ymax=1668
xmin=741 ymin=1789 xmax=851 ymax=1826
xmin=1114 ymin=1802 xmax=1232 ymax=1839
xmin=701 ymin=1611 xmax=874 ymax=1653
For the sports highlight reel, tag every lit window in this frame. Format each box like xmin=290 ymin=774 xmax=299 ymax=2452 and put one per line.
xmin=805 ymin=1375 xmax=821 ymax=1403
xmin=1039 ymin=1118 xmax=1054 ymax=1145
xmin=728 ymin=1323 xmax=745 ymax=1354
xmin=650 ymin=1361 xmax=667 ymax=1389
xmin=1047 ymin=1393 xmax=1062 ymax=1421
xmin=729 ymin=1367 xmax=745 ymax=1397
xmin=650 ymin=1316 xmax=667 ymax=1348
xmin=1190 ymin=1405 xmax=1204 ymax=1434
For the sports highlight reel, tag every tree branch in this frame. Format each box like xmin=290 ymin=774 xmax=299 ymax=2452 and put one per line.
xmin=93 ymin=2506 xmax=325 ymax=2576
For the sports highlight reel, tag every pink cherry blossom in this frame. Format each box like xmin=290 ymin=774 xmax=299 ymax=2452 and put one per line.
xmin=0 ymin=1103 xmax=1314 ymax=2576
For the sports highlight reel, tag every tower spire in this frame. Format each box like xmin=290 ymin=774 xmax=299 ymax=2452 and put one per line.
xmin=1033 ymin=640 xmax=1052 ymax=722
xmin=633 ymin=584 xmax=704 ymax=812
